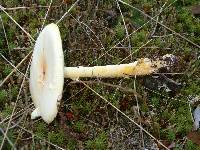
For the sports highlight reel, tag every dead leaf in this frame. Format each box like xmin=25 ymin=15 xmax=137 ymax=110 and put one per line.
xmin=66 ymin=111 xmax=75 ymax=121
xmin=187 ymin=131 xmax=200 ymax=146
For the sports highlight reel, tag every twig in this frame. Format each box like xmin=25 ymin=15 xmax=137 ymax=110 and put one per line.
xmin=70 ymin=80 xmax=147 ymax=104
xmin=0 ymin=5 xmax=34 ymax=41
xmin=116 ymin=0 xmax=132 ymax=60
xmin=56 ymin=0 xmax=80 ymax=24
xmin=114 ymin=46 xmax=172 ymax=49
xmin=0 ymin=50 xmax=32 ymax=87
xmin=80 ymin=19 xmax=105 ymax=50
xmin=0 ymin=128 xmax=16 ymax=150
xmin=0 ymin=15 xmax=11 ymax=55
xmin=0 ymin=53 xmax=28 ymax=80
xmin=118 ymin=39 xmax=152 ymax=64
xmin=151 ymin=2 xmax=167 ymax=36
xmin=152 ymin=34 xmax=174 ymax=38
xmin=1 ymin=6 xmax=60 ymax=11
xmin=41 ymin=0 xmax=53 ymax=30
xmin=0 ymin=103 xmax=33 ymax=125
xmin=69 ymin=81 xmax=151 ymax=109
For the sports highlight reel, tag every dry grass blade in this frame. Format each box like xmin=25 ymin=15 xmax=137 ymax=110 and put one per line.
xmin=92 ymin=0 xmax=176 ymax=64
xmin=0 ymin=103 xmax=33 ymax=125
xmin=0 ymin=5 xmax=34 ymax=41
xmin=0 ymin=128 xmax=16 ymax=150
xmin=56 ymin=0 xmax=80 ymax=24
xmin=0 ymin=53 xmax=28 ymax=79
xmin=13 ymin=123 xmax=65 ymax=150
xmin=133 ymin=76 xmax=145 ymax=148
xmin=70 ymin=14 xmax=105 ymax=50
xmin=0 ymin=60 xmax=31 ymax=149
xmin=118 ymin=39 xmax=152 ymax=64
xmin=80 ymin=80 xmax=169 ymax=150
xmin=0 ymin=50 xmax=32 ymax=87
xmin=116 ymin=0 xmax=132 ymax=59
xmin=0 ymin=0 xmax=198 ymax=149
xmin=1 ymin=6 xmax=60 ymax=11
xmin=0 ymin=15 xmax=11 ymax=55
xmin=41 ymin=0 xmax=53 ymax=30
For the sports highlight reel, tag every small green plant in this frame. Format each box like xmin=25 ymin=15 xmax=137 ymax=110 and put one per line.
xmin=35 ymin=122 xmax=48 ymax=138
xmin=151 ymin=97 xmax=160 ymax=107
xmin=170 ymin=106 xmax=193 ymax=135
xmin=74 ymin=121 xmax=86 ymax=133
xmin=38 ymin=0 xmax=46 ymax=5
xmin=85 ymin=131 xmax=108 ymax=149
xmin=11 ymin=86 xmax=19 ymax=99
xmin=105 ymin=91 xmax=120 ymax=107
xmin=1 ymin=104 xmax=13 ymax=118
xmin=3 ymin=65 xmax=12 ymax=76
xmin=0 ymin=90 xmax=7 ymax=105
xmin=131 ymin=30 xmax=147 ymax=47
xmin=115 ymin=23 xmax=125 ymax=40
xmin=166 ymin=129 xmax=176 ymax=142
xmin=185 ymin=140 xmax=200 ymax=150
xmin=67 ymin=138 xmax=77 ymax=150
xmin=48 ymin=130 xmax=66 ymax=145
xmin=104 ymin=35 xmax=114 ymax=47
xmin=0 ymin=130 xmax=16 ymax=149
xmin=183 ymin=82 xmax=200 ymax=96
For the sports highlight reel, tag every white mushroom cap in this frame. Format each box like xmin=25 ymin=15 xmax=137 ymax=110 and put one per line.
xmin=30 ymin=23 xmax=64 ymax=123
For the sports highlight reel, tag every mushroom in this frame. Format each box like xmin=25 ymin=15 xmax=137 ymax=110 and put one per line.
xmin=30 ymin=23 xmax=167 ymax=123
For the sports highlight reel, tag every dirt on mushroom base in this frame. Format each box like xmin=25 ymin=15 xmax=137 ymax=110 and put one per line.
xmin=0 ymin=0 xmax=200 ymax=149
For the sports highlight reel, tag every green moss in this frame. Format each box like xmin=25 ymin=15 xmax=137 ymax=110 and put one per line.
xmin=67 ymin=138 xmax=77 ymax=150
xmin=48 ymin=130 xmax=66 ymax=145
xmin=131 ymin=30 xmax=147 ymax=47
xmin=2 ymin=0 xmax=20 ymax=6
xmin=85 ymin=131 xmax=108 ymax=149
xmin=174 ymin=0 xmax=199 ymax=7
xmin=0 ymin=130 xmax=16 ymax=149
xmin=1 ymin=104 xmax=13 ymax=118
xmin=115 ymin=23 xmax=125 ymax=40
xmin=130 ymin=9 xmax=146 ymax=26
xmin=1 ymin=0 xmax=200 ymax=148
xmin=176 ymin=8 xmax=200 ymax=38
xmin=81 ymin=101 xmax=93 ymax=115
xmin=161 ymin=110 xmax=171 ymax=120
xmin=0 ymin=90 xmax=7 ymax=104
xmin=35 ymin=122 xmax=48 ymax=138
xmin=170 ymin=106 xmax=193 ymax=135
xmin=166 ymin=129 xmax=176 ymax=142
xmin=3 ymin=65 xmax=12 ymax=76
xmin=38 ymin=0 xmax=47 ymax=5
xmin=183 ymin=82 xmax=200 ymax=96
xmin=151 ymin=97 xmax=160 ymax=107
xmin=185 ymin=140 xmax=200 ymax=150
xmin=104 ymin=35 xmax=114 ymax=47
xmin=11 ymin=86 xmax=19 ymax=99
xmin=74 ymin=121 xmax=86 ymax=133
xmin=74 ymin=98 xmax=93 ymax=115
xmin=105 ymin=91 xmax=120 ymax=107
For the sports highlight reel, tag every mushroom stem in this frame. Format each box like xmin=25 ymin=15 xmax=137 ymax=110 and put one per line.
xmin=64 ymin=58 xmax=165 ymax=80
